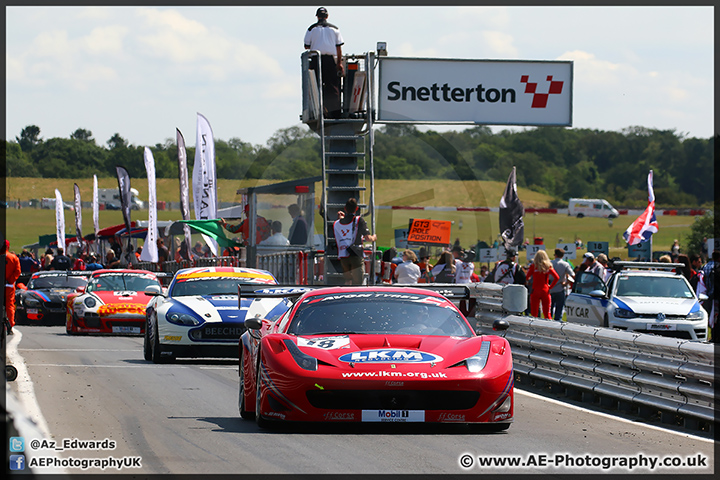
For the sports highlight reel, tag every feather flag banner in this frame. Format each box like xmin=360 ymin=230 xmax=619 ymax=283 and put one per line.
xmin=623 ymin=170 xmax=659 ymax=246
xmin=54 ymin=189 xmax=65 ymax=251
xmin=139 ymin=147 xmax=159 ymax=263
xmin=498 ymin=166 xmax=525 ymax=250
xmin=192 ymin=113 xmax=218 ymax=256
xmin=177 ymin=128 xmax=193 ymax=261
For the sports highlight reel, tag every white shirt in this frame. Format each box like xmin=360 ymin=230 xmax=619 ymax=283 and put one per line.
xmin=333 ymin=217 xmax=358 ymax=258
xmin=395 ymin=261 xmax=421 ymax=284
xmin=304 ymin=21 xmax=344 ymax=56
xmin=260 ymin=233 xmax=289 ymax=247
xmin=455 ymin=261 xmax=475 ymax=284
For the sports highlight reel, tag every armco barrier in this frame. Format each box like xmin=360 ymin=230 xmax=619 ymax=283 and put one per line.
xmin=469 ymin=283 xmax=715 ymax=432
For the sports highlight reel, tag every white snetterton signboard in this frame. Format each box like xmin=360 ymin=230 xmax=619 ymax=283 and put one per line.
xmin=378 ymin=58 xmax=572 ymax=126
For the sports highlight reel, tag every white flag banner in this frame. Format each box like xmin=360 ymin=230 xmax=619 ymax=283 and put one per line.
xmin=140 ymin=147 xmax=159 ymax=263
xmin=192 ymin=112 xmax=218 ymax=256
xmin=55 ymin=189 xmax=65 ymax=252
xmin=177 ymin=129 xmax=193 ymax=260
xmin=93 ymin=174 xmax=100 ymax=253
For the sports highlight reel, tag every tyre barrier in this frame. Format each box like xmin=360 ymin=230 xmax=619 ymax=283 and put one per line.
xmin=469 ymin=283 xmax=715 ymax=433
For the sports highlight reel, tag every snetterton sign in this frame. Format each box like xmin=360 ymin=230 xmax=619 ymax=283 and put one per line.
xmin=377 ymin=58 xmax=572 ymax=126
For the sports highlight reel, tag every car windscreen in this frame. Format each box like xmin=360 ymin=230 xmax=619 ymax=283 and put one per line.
xmin=29 ymin=275 xmax=87 ymax=290
xmin=614 ymin=275 xmax=695 ymax=299
xmin=288 ymin=292 xmax=474 ymax=337
xmin=170 ymin=277 xmax=274 ymax=297
xmin=87 ymin=274 xmax=160 ymax=292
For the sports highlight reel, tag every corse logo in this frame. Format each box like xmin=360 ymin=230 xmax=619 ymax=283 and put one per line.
xmin=338 ymin=349 xmax=443 ymax=364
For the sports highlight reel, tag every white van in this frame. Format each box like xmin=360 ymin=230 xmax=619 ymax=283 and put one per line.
xmin=97 ymin=187 xmax=145 ymax=210
xmin=568 ymin=198 xmax=618 ymax=218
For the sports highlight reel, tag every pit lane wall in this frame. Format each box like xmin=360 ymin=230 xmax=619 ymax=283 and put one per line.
xmin=469 ymin=283 xmax=715 ymax=433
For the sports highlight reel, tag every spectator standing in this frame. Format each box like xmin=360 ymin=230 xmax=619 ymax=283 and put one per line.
xmin=19 ymin=249 xmax=40 ymax=273
xmin=701 ymin=250 xmax=718 ymax=342
xmin=110 ymin=236 xmax=123 ymax=260
xmin=487 ymin=249 xmax=526 ymax=285
xmin=259 ymin=221 xmax=290 ymax=252
xmin=431 ymin=251 xmax=456 ymax=283
xmin=50 ymin=249 xmax=72 ymax=271
xmin=689 ymin=254 xmax=704 ymax=292
xmin=596 ymin=253 xmax=611 ymax=281
xmin=221 ymin=205 xmax=271 ymax=246
xmin=456 ymin=249 xmax=477 ymax=317
xmin=671 ymin=239 xmax=680 ymax=262
xmin=287 ymin=204 xmax=309 ymax=246
xmin=582 ymin=252 xmax=605 ymax=278
xmin=658 ymin=254 xmax=672 ymax=263
xmin=157 ymin=238 xmax=170 ymax=265
xmin=478 ymin=265 xmax=489 ymax=282
xmin=85 ymin=254 xmax=104 ymax=271
xmin=550 ymin=248 xmax=575 ymax=321
xmin=394 ymin=249 xmax=421 ymax=284
xmin=526 ymin=250 xmax=560 ymax=319
xmin=304 ymin=7 xmax=344 ymax=118
xmin=3 ymin=241 xmax=21 ymax=333
xmin=105 ymin=249 xmax=121 ymax=269
xmin=41 ymin=248 xmax=54 ymax=271
xmin=380 ymin=247 xmax=397 ymax=284
xmin=416 ymin=247 xmax=432 ymax=283
xmin=333 ymin=198 xmax=376 ymax=285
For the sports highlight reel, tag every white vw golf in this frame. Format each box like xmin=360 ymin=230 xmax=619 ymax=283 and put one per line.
xmin=565 ymin=262 xmax=708 ymax=341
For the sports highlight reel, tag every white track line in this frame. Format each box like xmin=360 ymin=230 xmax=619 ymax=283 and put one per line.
xmin=516 ymin=389 xmax=714 ymax=443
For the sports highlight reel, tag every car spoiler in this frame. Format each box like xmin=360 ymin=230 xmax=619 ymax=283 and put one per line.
xmin=237 ymin=284 xmax=471 ymax=309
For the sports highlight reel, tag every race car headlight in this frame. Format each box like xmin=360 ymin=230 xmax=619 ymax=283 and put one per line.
xmin=24 ymin=297 xmax=41 ymax=307
xmin=613 ymin=308 xmax=636 ymax=319
xmin=686 ymin=310 xmax=705 ymax=321
xmin=466 ymin=341 xmax=491 ymax=373
xmin=167 ymin=312 xmax=201 ymax=326
xmin=83 ymin=297 xmax=97 ymax=308
xmin=283 ymin=339 xmax=318 ymax=371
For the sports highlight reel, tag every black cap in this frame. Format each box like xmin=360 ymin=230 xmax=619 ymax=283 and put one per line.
xmin=506 ymin=248 xmax=517 ymax=257
xmin=316 ymin=7 xmax=328 ymax=17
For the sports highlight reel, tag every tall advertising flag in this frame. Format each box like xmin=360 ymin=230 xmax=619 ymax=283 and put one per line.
xmin=623 ymin=170 xmax=659 ymax=246
xmin=115 ymin=166 xmax=132 ymax=245
xmin=140 ymin=147 xmax=159 ymax=263
xmin=73 ymin=183 xmax=83 ymax=250
xmin=499 ymin=166 xmax=525 ymax=250
xmin=192 ymin=113 xmax=218 ymax=256
xmin=177 ymin=128 xmax=193 ymax=261
xmin=54 ymin=189 xmax=65 ymax=252
xmin=93 ymin=175 xmax=100 ymax=253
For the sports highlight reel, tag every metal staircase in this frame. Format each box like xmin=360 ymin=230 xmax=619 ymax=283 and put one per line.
xmin=301 ymin=51 xmax=377 ymax=284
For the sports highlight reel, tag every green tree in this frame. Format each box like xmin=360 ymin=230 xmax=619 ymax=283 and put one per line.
xmin=683 ymin=212 xmax=717 ymax=257
xmin=16 ymin=125 xmax=42 ymax=152
xmin=70 ymin=128 xmax=94 ymax=143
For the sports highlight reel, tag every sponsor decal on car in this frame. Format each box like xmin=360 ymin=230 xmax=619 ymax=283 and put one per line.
xmin=323 ymin=412 xmax=355 ymax=421
xmin=437 ymin=413 xmax=466 ymax=422
xmin=361 ymin=410 xmax=425 ymax=423
xmin=164 ymin=335 xmax=182 ymax=341
xmin=297 ymin=335 xmax=350 ymax=349
xmin=338 ymin=349 xmax=443 ymax=364
xmin=97 ymin=304 xmax=146 ymax=316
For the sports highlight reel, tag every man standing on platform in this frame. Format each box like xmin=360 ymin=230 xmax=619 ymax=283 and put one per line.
xmin=304 ymin=7 xmax=344 ymax=119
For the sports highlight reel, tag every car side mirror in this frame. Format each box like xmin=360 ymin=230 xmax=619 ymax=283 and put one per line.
xmin=589 ymin=289 xmax=606 ymax=298
xmin=492 ymin=319 xmax=509 ymax=331
xmin=76 ymin=286 xmax=86 ymax=293
xmin=698 ymin=293 xmax=708 ymax=301
xmin=144 ymin=284 xmax=163 ymax=297
xmin=244 ymin=317 xmax=263 ymax=330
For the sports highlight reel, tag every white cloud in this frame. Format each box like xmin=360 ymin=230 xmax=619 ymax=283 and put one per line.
xmin=81 ymin=26 xmax=128 ymax=56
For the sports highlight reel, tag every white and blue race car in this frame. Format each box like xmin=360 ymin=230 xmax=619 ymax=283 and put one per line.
xmin=565 ymin=261 xmax=708 ymax=341
xmin=143 ymin=267 xmax=290 ymax=362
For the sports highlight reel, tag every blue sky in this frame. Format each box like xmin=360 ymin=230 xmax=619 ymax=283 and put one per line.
xmin=5 ymin=6 xmax=714 ymax=148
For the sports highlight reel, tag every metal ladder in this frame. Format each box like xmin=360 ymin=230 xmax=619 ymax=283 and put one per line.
xmin=301 ymin=51 xmax=377 ymax=285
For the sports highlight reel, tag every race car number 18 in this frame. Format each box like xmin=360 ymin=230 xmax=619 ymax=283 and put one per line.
xmin=297 ymin=336 xmax=350 ymax=350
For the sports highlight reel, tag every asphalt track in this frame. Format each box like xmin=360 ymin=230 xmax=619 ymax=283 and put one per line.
xmin=6 ymin=326 xmax=715 ymax=475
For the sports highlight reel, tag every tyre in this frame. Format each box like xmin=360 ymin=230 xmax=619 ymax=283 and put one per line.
xmin=255 ymin=353 xmax=271 ymax=428
xmin=151 ymin=320 xmax=173 ymax=364
xmin=577 ymin=213 xmax=584 ymax=218
xmin=602 ymin=314 xmax=609 ymax=328
xmin=143 ymin=317 xmax=152 ymax=361
xmin=239 ymin=352 xmax=254 ymax=420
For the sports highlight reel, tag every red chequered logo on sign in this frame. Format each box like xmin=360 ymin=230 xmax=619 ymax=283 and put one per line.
xmin=520 ymin=75 xmax=564 ymax=108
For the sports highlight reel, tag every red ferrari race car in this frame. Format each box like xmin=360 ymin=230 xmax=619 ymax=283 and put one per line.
xmin=66 ymin=269 xmax=162 ymax=335
xmin=239 ymin=285 xmax=513 ymax=430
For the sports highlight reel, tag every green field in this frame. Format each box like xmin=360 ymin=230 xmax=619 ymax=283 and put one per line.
xmin=4 ymin=200 xmax=698 ymax=265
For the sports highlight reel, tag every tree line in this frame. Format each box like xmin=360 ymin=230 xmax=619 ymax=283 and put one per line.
xmin=5 ymin=123 xmax=714 ymax=208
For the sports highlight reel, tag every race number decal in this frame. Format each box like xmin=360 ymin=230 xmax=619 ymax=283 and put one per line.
xmin=297 ymin=335 xmax=350 ymax=350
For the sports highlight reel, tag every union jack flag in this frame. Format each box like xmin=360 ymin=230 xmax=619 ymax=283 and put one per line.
xmin=623 ymin=170 xmax=659 ymax=246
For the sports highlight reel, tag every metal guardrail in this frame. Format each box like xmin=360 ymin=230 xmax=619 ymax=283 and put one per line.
xmin=469 ymin=283 xmax=715 ymax=432
xmin=257 ymin=249 xmax=319 ymax=285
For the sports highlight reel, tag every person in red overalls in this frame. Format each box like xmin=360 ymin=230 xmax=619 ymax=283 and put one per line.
xmin=3 ymin=240 xmax=21 ymax=333
xmin=526 ymin=249 xmax=560 ymax=319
